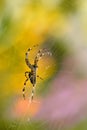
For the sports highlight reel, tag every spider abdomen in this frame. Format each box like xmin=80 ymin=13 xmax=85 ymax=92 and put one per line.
xmin=29 ymin=72 xmax=36 ymax=85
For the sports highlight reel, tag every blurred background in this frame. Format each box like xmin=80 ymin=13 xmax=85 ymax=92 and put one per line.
xmin=1 ymin=0 xmax=87 ymax=130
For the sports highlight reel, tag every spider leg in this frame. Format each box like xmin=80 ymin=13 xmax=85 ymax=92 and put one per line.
xmin=25 ymin=48 xmax=33 ymax=69
xmin=25 ymin=45 xmax=38 ymax=69
xmin=22 ymin=78 xmax=28 ymax=99
xmin=37 ymin=75 xmax=43 ymax=80
xmin=30 ymin=84 xmax=36 ymax=102
xmin=34 ymin=48 xmax=52 ymax=66
xmin=25 ymin=71 xmax=29 ymax=78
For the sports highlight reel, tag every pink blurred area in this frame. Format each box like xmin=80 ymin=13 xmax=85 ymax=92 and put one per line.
xmin=6 ymin=98 xmax=41 ymax=119
xmin=35 ymin=57 xmax=87 ymax=127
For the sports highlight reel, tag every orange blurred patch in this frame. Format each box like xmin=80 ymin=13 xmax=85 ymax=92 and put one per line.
xmin=10 ymin=98 xmax=41 ymax=119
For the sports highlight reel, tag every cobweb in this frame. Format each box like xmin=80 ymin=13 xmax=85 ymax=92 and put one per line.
xmin=3 ymin=38 xmax=64 ymax=130
xmin=2 ymin=37 xmax=87 ymax=130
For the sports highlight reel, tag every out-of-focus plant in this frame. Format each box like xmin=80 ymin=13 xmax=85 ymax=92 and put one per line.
xmin=0 ymin=0 xmax=87 ymax=130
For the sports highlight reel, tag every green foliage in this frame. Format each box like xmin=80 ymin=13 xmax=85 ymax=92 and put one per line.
xmin=70 ymin=119 xmax=87 ymax=130
xmin=0 ymin=14 xmax=12 ymax=41
xmin=59 ymin=0 xmax=78 ymax=14
xmin=0 ymin=120 xmax=49 ymax=130
xmin=43 ymin=36 xmax=69 ymax=68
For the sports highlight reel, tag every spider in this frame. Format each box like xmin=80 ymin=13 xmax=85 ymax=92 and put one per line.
xmin=22 ymin=45 xmax=52 ymax=102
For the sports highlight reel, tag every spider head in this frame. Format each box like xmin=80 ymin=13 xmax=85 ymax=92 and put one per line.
xmin=33 ymin=64 xmax=38 ymax=69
